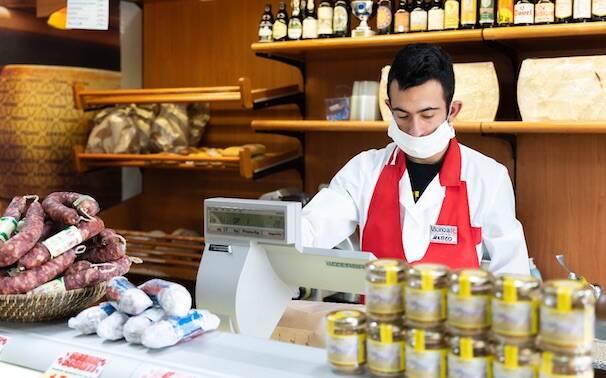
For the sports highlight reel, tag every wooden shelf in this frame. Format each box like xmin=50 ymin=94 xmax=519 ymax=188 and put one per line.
xmin=483 ymin=22 xmax=606 ymax=41
xmin=73 ymin=77 xmax=302 ymax=111
xmin=73 ymin=144 xmax=303 ymax=180
xmin=482 ymin=121 xmax=606 ymax=134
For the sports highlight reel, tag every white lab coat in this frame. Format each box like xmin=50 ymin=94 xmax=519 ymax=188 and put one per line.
xmin=302 ymin=142 xmax=530 ymax=275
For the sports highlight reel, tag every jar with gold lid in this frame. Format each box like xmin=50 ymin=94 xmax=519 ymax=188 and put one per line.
xmin=539 ymin=279 xmax=595 ymax=353
xmin=448 ymin=333 xmax=492 ymax=378
xmin=405 ymin=263 xmax=449 ymax=326
xmin=367 ymin=316 xmax=406 ymax=377
xmin=366 ymin=259 xmax=406 ymax=319
xmin=405 ymin=326 xmax=447 ymax=378
xmin=492 ymin=334 xmax=539 ymax=378
xmin=539 ymin=350 xmax=593 ymax=378
xmin=492 ymin=274 xmax=541 ymax=338
xmin=447 ymin=269 xmax=493 ymax=332
xmin=326 ymin=309 xmax=367 ymax=374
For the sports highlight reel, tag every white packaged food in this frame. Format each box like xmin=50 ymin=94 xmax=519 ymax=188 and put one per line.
xmin=141 ymin=309 xmax=220 ymax=349
xmin=68 ymin=302 xmax=116 ymax=335
xmin=97 ymin=311 xmax=129 ymax=341
xmin=123 ymin=307 xmax=166 ymax=344
xmin=107 ymin=276 xmax=153 ymax=315
xmin=139 ymin=279 xmax=192 ymax=317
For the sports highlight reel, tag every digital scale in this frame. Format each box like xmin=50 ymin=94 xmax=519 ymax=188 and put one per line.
xmin=195 ymin=198 xmax=376 ymax=338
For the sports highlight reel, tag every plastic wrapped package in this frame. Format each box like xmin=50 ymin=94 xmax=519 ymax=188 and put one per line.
xmin=187 ymin=103 xmax=210 ymax=147
xmin=85 ymin=105 xmax=154 ymax=154
xmin=149 ymin=104 xmax=189 ymax=153
xmin=141 ymin=309 xmax=220 ymax=349
xmin=123 ymin=307 xmax=166 ymax=344
xmin=68 ymin=302 xmax=116 ymax=335
xmin=106 ymin=276 xmax=153 ymax=315
xmin=139 ymin=279 xmax=192 ymax=317
xmin=97 ymin=311 xmax=129 ymax=341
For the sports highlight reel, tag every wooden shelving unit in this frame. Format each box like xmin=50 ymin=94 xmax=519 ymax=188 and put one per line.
xmin=483 ymin=22 xmax=606 ymax=41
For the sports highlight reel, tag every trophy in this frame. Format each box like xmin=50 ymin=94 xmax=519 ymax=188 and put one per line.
xmin=351 ymin=1 xmax=376 ymax=38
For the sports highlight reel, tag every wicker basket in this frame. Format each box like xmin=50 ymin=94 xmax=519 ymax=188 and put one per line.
xmin=0 ymin=281 xmax=107 ymax=322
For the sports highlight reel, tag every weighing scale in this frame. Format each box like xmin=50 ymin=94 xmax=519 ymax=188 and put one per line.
xmin=195 ymin=198 xmax=376 ymax=338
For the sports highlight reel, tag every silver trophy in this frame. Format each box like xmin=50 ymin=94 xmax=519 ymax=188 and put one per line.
xmin=351 ymin=1 xmax=376 ymax=37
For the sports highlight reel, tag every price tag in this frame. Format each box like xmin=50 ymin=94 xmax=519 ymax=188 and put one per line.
xmin=0 ymin=335 xmax=8 ymax=353
xmin=42 ymin=352 xmax=107 ymax=378
xmin=66 ymin=0 xmax=109 ymax=30
xmin=132 ymin=365 xmax=199 ymax=378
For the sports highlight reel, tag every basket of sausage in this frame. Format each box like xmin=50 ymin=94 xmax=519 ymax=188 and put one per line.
xmin=0 ymin=193 xmax=135 ymax=322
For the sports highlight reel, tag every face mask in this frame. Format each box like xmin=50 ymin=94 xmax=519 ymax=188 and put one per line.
xmin=387 ymin=107 xmax=455 ymax=159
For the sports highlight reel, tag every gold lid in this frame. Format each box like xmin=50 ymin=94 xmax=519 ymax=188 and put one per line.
xmin=366 ymin=259 xmax=406 ymax=273
xmin=326 ymin=309 xmax=367 ymax=330
xmin=450 ymin=269 xmax=493 ymax=295
xmin=368 ymin=316 xmax=406 ymax=341
xmin=541 ymin=279 xmax=595 ymax=308
xmin=406 ymin=325 xmax=446 ymax=348
xmin=448 ymin=333 xmax=491 ymax=357
xmin=494 ymin=274 xmax=540 ymax=300
xmin=406 ymin=263 xmax=449 ymax=289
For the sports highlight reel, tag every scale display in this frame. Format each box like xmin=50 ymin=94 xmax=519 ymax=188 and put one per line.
xmin=207 ymin=206 xmax=286 ymax=241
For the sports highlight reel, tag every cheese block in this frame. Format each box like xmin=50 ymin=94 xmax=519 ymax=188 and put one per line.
xmin=221 ymin=144 xmax=266 ymax=158
xmin=379 ymin=62 xmax=500 ymax=122
xmin=518 ymin=56 xmax=606 ymax=122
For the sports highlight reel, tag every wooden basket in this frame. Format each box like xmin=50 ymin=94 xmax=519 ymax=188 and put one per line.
xmin=0 ymin=281 xmax=106 ymax=322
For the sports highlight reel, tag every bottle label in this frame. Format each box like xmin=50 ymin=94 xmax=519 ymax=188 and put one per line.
xmin=410 ymin=9 xmax=428 ymax=31
xmin=535 ymin=2 xmax=555 ymax=22
xmin=318 ymin=7 xmax=334 ymax=34
xmin=493 ymin=362 xmax=537 ymax=378
xmin=394 ymin=10 xmax=411 ymax=32
xmin=498 ymin=0 xmax=515 ymax=23
xmin=377 ymin=6 xmax=394 ymax=30
xmin=461 ymin=0 xmax=478 ymax=24
xmin=333 ymin=6 xmax=348 ymax=33
xmin=368 ymin=340 xmax=405 ymax=374
xmin=514 ymin=2 xmax=535 ymax=23
xmin=272 ymin=20 xmax=288 ymax=39
xmin=573 ymin=0 xmax=591 ymax=18
xmin=302 ymin=18 xmax=319 ymax=38
xmin=258 ymin=24 xmax=273 ymax=42
xmin=448 ymin=354 xmax=490 ymax=378
xmin=428 ymin=8 xmax=445 ymax=30
xmin=445 ymin=0 xmax=460 ymax=28
xmin=555 ymin=0 xmax=572 ymax=18
xmin=406 ymin=347 xmax=447 ymax=378
xmin=594 ymin=0 xmax=606 ymax=15
xmin=288 ymin=19 xmax=303 ymax=39
xmin=480 ymin=0 xmax=496 ymax=22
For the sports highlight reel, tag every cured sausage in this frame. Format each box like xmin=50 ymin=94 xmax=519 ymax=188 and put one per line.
xmin=0 ymin=250 xmax=75 ymax=294
xmin=3 ymin=196 xmax=27 ymax=220
xmin=79 ymin=229 xmax=126 ymax=263
xmin=42 ymin=192 xmax=100 ymax=226
xmin=64 ymin=260 xmax=93 ymax=277
xmin=64 ymin=256 xmax=132 ymax=290
xmin=17 ymin=217 xmax=104 ymax=270
xmin=0 ymin=201 xmax=44 ymax=267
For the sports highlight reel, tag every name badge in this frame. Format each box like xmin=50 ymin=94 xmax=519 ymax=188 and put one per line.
xmin=429 ymin=225 xmax=458 ymax=245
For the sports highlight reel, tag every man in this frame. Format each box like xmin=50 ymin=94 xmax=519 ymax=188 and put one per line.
xmin=302 ymin=43 xmax=529 ymax=274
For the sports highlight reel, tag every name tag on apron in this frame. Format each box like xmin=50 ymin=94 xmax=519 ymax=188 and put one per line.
xmin=429 ymin=225 xmax=458 ymax=245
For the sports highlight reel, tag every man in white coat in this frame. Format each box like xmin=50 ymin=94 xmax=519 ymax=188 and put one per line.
xmin=302 ymin=43 xmax=529 ymax=274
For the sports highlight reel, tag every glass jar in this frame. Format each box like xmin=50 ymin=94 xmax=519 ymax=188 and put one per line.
xmin=539 ymin=280 xmax=595 ymax=353
xmin=448 ymin=333 xmax=491 ymax=378
xmin=447 ymin=269 xmax=493 ymax=332
xmin=367 ymin=316 xmax=406 ymax=377
xmin=405 ymin=263 xmax=449 ymax=326
xmin=539 ymin=350 xmax=593 ymax=377
xmin=492 ymin=334 xmax=539 ymax=378
xmin=366 ymin=259 xmax=406 ymax=319
xmin=326 ymin=309 xmax=367 ymax=374
xmin=405 ymin=326 xmax=447 ymax=378
xmin=492 ymin=274 xmax=541 ymax=338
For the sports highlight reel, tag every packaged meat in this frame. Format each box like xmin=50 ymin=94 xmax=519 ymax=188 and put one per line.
xmin=139 ymin=279 xmax=192 ymax=317
xmin=141 ymin=310 xmax=220 ymax=349
xmin=97 ymin=311 xmax=129 ymax=341
xmin=68 ymin=302 xmax=117 ymax=335
xmin=106 ymin=276 xmax=153 ymax=315
xmin=123 ymin=307 xmax=166 ymax=344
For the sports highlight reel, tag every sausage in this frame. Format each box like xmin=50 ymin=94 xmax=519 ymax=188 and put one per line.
xmin=3 ymin=196 xmax=27 ymax=220
xmin=64 ymin=260 xmax=93 ymax=277
xmin=0 ymin=201 xmax=44 ymax=267
xmin=64 ymin=256 xmax=132 ymax=290
xmin=79 ymin=229 xmax=126 ymax=263
xmin=39 ymin=221 xmax=56 ymax=242
xmin=17 ymin=216 xmax=104 ymax=270
xmin=0 ymin=249 xmax=76 ymax=294
xmin=42 ymin=192 xmax=100 ymax=226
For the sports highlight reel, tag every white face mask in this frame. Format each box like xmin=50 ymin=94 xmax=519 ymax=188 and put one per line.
xmin=387 ymin=108 xmax=455 ymax=159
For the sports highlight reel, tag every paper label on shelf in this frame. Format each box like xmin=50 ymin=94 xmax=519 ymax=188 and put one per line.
xmin=42 ymin=226 xmax=83 ymax=258
xmin=132 ymin=365 xmax=199 ymax=378
xmin=42 ymin=352 xmax=107 ymax=378
xmin=0 ymin=335 xmax=8 ymax=353
xmin=66 ymin=0 xmax=109 ymax=30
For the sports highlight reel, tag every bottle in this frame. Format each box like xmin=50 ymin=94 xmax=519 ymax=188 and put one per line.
xmin=479 ymin=0 xmax=496 ymax=26
xmin=394 ymin=0 xmax=412 ymax=32
xmin=514 ymin=0 xmax=535 ymax=24
xmin=460 ymin=0 xmax=478 ymax=27
xmin=273 ymin=2 xmax=289 ymax=41
xmin=302 ymin=0 xmax=319 ymax=39
xmin=534 ymin=0 xmax=555 ymax=23
xmin=318 ymin=0 xmax=334 ymax=38
xmin=555 ymin=0 xmax=573 ymax=21
xmin=258 ymin=4 xmax=274 ymax=43
xmin=498 ymin=0 xmax=515 ymax=24
xmin=288 ymin=0 xmax=303 ymax=40
xmin=377 ymin=0 xmax=394 ymax=34
xmin=428 ymin=0 xmax=445 ymax=30
xmin=594 ymin=0 xmax=606 ymax=19
xmin=410 ymin=0 xmax=429 ymax=31
xmin=573 ymin=0 xmax=592 ymax=21
xmin=444 ymin=0 xmax=461 ymax=28
xmin=333 ymin=0 xmax=349 ymax=37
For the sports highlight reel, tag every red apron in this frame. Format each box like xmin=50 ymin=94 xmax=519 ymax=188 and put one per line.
xmin=361 ymin=138 xmax=481 ymax=269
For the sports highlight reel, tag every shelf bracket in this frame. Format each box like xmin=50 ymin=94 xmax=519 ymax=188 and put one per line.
xmin=252 ymin=155 xmax=305 ymax=180
xmin=483 ymin=39 xmax=520 ymax=79
xmin=253 ymin=92 xmax=306 ymax=118
xmin=255 ymin=52 xmax=307 ymax=83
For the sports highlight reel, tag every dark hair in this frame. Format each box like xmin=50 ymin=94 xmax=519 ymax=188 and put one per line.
xmin=387 ymin=43 xmax=455 ymax=106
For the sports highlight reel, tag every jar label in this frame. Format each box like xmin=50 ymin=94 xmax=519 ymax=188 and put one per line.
xmin=407 ymin=288 xmax=446 ymax=322
xmin=447 ymin=294 xmax=491 ymax=329
xmin=535 ymin=2 xmax=555 ymax=22
xmin=493 ymin=361 xmax=536 ymax=378
xmin=539 ymin=307 xmax=594 ymax=347
xmin=514 ymin=3 xmax=535 ymax=23
xmin=448 ymin=354 xmax=490 ymax=378
xmin=492 ymin=299 xmax=538 ymax=336
xmin=539 ymin=371 xmax=593 ymax=378
xmin=366 ymin=282 xmax=404 ymax=314
xmin=368 ymin=340 xmax=405 ymax=374
xmin=327 ymin=334 xmax=366 ymax=366
xmin=406 ymin=346 xmax=446 ymax=378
